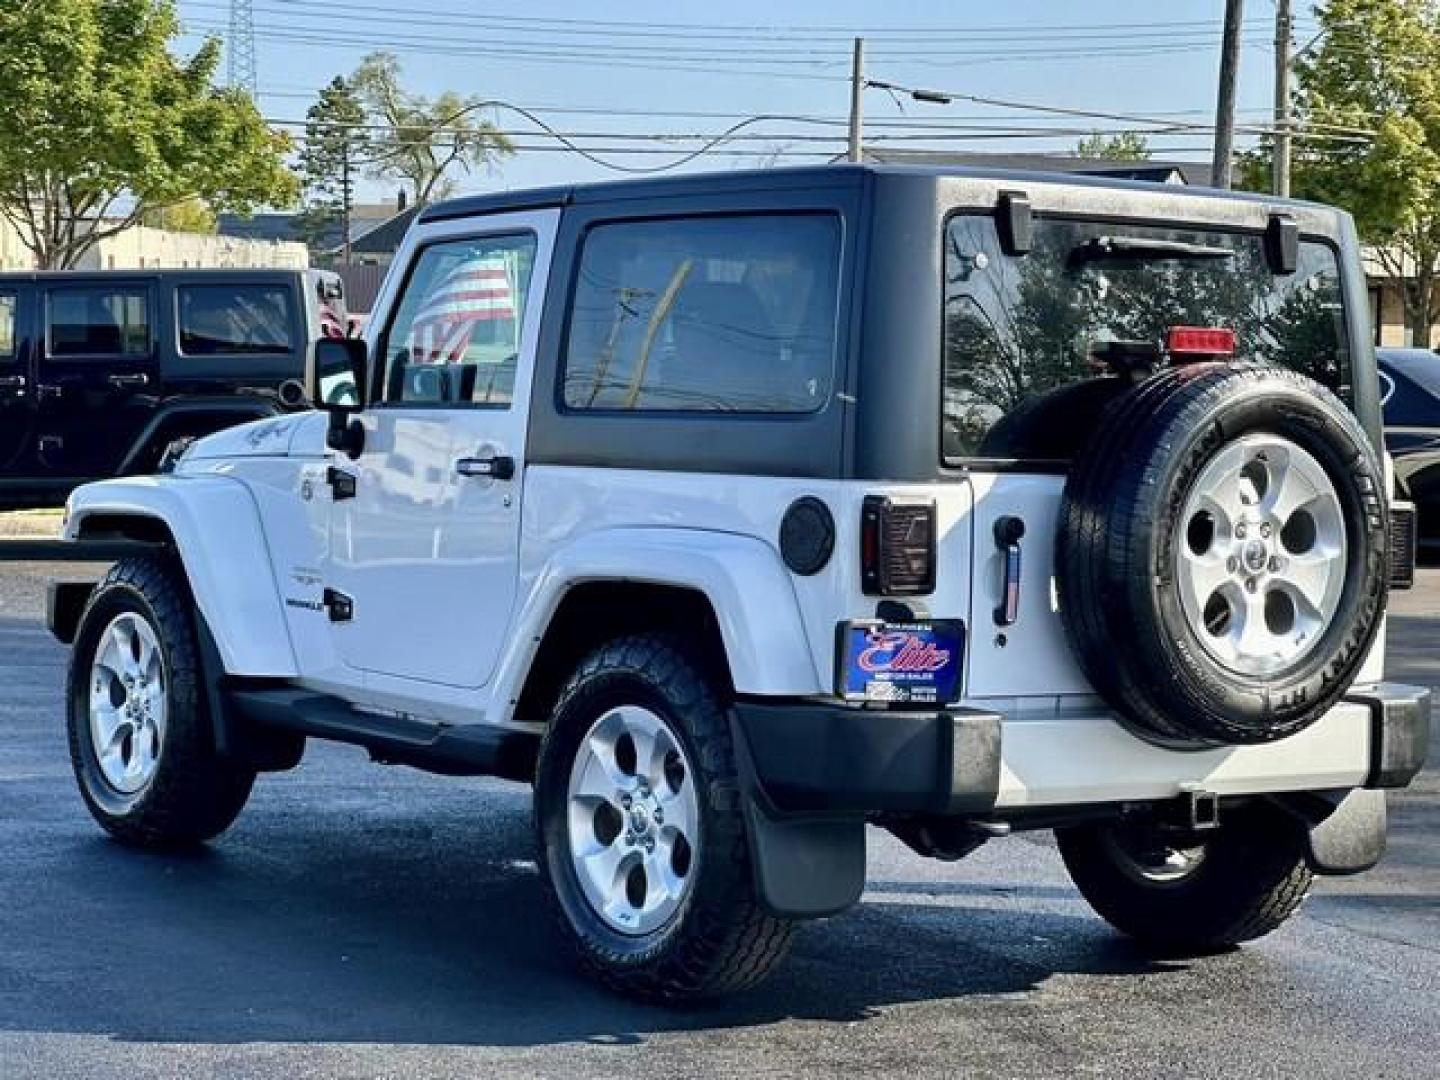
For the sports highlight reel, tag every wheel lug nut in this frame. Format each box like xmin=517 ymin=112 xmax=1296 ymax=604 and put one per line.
xmin=644 ymin=838 xmax=655 ymax=852
xmin=654 ymin=808 xmax=664 ymax=824
xmin=1260 ymin=523 xmax=1272 ymax=538
xmin=1226 ymin=556 xmax=1239 ymax=573
xmin=1269 ymin=556 xmax=1283 ymax=572
xmin=1245 ymin=577 xmax=1258 ymax=593
xmin=620 ymin=794 xmax=631 ymax=808
xmin=1235 ymin=524 xmax=1247 ymax=539
xmin=624 ymin=831 xmax=636 ymax=846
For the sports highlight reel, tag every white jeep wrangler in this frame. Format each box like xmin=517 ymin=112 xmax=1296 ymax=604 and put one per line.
xmin=45 ymin=166 xmax=1429 ymax=1001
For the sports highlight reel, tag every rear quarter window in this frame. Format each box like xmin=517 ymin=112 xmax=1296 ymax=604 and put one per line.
xmin=179 ymin=284 xmax=295 ymax=356
xmin=941 ymin=215 xmax=1352 ymax=462
xmin=562 ymin=213 xmax=842 ymax=414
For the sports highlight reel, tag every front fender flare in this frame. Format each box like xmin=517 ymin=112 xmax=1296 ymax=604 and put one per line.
xmin=64 ymin=475 xmax=297 ymax=678
xmin=493 ymin=528 xmax=824 ymax=723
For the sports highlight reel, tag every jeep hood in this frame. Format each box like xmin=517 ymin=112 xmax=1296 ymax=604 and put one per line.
xmin=183 ymin=414 xmax=323 ymax=460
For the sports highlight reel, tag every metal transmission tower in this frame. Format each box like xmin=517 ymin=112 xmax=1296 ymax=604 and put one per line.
xmin=227 ymin=0 xmax=257 ymax=98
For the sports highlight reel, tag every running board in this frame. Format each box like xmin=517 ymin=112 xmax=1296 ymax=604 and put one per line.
xmin=228 ymin=687 xmax=538 ymax=782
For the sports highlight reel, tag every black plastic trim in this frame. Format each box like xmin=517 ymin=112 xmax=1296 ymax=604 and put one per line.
xmin=0 ymin=537 xmax=163 ymax=562
xmin=46 ymin=581 xmax=94 ymax=644
xmin=1345 ymin=683 xmax=1432 ymax=789
xmin=731 ymin=700 xmax=1001 ymax=816
xmin=229 ymin=686 xmax=539 ymax=781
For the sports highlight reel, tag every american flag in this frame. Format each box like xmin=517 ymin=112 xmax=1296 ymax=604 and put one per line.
xmin=406 ymin=256 xmax=517 ymax=364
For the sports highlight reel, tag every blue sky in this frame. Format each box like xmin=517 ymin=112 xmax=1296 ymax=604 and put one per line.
xmin=176 ymin=0 xmax=1311 ymax=201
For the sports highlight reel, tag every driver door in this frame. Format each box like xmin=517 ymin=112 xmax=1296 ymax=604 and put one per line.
xmin=326 ymin=210 xmax=557 ymax=690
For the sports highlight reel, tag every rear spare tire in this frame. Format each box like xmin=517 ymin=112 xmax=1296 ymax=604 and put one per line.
xmin=1057 ymin=364 xmax=1387 ymax=746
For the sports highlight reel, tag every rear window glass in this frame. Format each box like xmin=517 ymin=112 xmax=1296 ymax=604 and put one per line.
xmin=563 ymin=214 xmax=841 ymax=413
xmin=179 ymin=284 xmax=295 ymax=356
xmin=942 ymin=216 xmax=1351 ymax=462
xmin=48 ymin=288 xmax=150 ymax=357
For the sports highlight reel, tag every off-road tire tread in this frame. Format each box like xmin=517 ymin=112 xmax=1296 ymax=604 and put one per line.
xmin=67 ymin=556 xmax=254 ymax=848
xmin=1056 ymin=810 xmax=1314 ymax=952
xmin=536 ymin=634 xmax=793 ymax=1002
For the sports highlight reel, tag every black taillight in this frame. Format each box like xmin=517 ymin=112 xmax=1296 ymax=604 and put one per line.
xmin=1390 ymin=503 xmax=1417 ymax=591
xmin=861 ymin=496 xmax=936 ymax=596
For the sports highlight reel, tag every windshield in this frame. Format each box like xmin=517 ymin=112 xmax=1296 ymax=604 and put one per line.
xmin=941 ymin=215 xmax=1352 ymax=462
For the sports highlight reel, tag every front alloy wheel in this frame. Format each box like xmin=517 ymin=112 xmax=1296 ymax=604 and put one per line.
xmin=87 ymin=612 xmax=168 ymax=796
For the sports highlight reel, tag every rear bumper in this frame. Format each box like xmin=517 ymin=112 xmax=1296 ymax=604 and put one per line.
xmin=1347 ymin=682 xmax=1432 ymax=789
xmin=733 ymin=685 xmax=1431 ymax=819
xmin=731 ymin=701 xmax=1001 ymax=817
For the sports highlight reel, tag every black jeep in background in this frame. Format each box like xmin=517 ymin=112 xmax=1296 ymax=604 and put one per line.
xmin=0 ymin=268 xmax=346 ymax=509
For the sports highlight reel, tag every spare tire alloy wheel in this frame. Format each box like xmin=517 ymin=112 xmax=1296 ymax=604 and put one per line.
xmin=1177 ymin=434 xmax=1346 ymax=677
xmin=1057 ymin=365 xmax=1388 ymax=746
xmin=89 ymin=612 xmax=168 ymax=795
xmin=567 ymin=704 xmax=699 ymax=936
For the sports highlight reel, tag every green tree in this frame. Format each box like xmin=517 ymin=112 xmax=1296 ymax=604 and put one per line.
xmin=0 ymin=0 xmax=298 ymax=269
xmin=352 ymin=51 xmax=514 ymax=206
xmin=141 ymin=195 xmax=217 ymax=234
xmin=1075 ymin=131 xmax=1152 ymax=161
xmin=296 ymin=76 xmax=370 ymax=255
xmin=1256 ymin=0 xmax=1440 ymax=341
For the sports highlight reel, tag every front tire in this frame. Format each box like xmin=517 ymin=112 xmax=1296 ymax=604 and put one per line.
xmin=534 ymin=635 xmax=792 ymax=1002
xmin=67 ymin=557 xmax=255 ymax=849
xmin=1056 ymin=804 xmax=1313 ymax=954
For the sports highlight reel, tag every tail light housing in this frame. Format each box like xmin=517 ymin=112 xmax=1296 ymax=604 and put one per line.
xmin=861 ymin=496 xmax=936 ymax=596
xmin=1390 ymin=503 xmax=1417 ymax=591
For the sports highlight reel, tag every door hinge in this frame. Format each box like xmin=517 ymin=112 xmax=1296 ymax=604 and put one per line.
xmin=323 ymin=588 xmax=354 ymax=623
xmin=326 ymin=466 xmax=357 ymax=501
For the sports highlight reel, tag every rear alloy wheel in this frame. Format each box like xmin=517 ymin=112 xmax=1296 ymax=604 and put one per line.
xmin=1057 ymin=804 xmax=1314 ymax=953
xmin=535 ymin=635 xmax=793 ymax=1002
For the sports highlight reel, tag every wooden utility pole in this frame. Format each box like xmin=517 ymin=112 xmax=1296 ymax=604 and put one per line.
xmin=847 ymin=38 xmax=865 ymax=163
xmin=1273 ymin=0 xmax=1294 ymax=197
xmin=340 ymin=138 xmax=353 ymax=267
xmin=1212 ymin=0 xmax=1245 ymax=188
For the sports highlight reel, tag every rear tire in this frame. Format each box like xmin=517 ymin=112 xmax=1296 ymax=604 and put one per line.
xmin=534 ymin=635 xmax=793 ymax=1002
xmin=67 ymin=557 xmax=255 ymax=849
xmin=1056 ymin=804 xmax=1313 ymax=953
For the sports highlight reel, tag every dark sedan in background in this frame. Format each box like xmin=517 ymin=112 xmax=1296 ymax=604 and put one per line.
xmin=1379 ymin=346 xmax=1440 ymax=561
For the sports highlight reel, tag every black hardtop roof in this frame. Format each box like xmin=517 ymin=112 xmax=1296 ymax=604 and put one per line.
xmin=419 ymin=162 xmax=1342 ymax=224
xmin=0 ymin=267 xmax=314 ymax=284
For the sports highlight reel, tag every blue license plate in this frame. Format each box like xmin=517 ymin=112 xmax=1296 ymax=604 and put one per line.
xmin=835 ymin=620 xmax=965 ymax=705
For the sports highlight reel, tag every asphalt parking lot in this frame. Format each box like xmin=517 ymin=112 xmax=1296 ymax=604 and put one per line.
xmin=1 ymin=560 xmax=1437 ymax=1080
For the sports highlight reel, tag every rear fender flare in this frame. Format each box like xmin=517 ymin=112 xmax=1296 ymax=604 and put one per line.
xmin=492 ymin=528 xmax=824 ymax=725
xmin=64 ymin=475 xmax=297 ymax=677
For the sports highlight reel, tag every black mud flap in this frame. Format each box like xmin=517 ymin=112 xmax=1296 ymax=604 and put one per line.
xmin=1275 ymin=789 xmax=1388 ymax=876
xmin=729 ymin=713 xmax=867 ymax=918
xmin=740 ymin=797 xmax=866 ymax=918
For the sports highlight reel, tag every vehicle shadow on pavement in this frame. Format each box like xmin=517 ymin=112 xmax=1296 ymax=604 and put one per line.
xmin=0 ymin=772 xmax=1182 ymax=1050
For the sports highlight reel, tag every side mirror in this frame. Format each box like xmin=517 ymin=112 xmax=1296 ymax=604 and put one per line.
xmin=311 ymin=338 xmax=368 ymax=459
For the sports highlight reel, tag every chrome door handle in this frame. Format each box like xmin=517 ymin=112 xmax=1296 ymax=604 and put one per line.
xmin=455 ymin=454 xmax=515 ymax=481
xmin=108 ymin=373 xmax=150 ymax=389
xmin=0 ymin=375 xmax=24 ymax=389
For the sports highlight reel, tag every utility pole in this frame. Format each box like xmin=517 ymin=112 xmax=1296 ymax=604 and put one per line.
xmin=340 ymin=136 xmax=353 ymax=267
xmin=847 ymin=37 xmax=865 ymax=163
xmin=1273 ymin=0 xmax=1294 ymax=197
xmin=1212 ymin=0 xmax=1245 ymax=189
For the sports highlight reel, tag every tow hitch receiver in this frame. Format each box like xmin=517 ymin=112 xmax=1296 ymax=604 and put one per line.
xmin=1177 ymin=787 xmax=1220 ymax=831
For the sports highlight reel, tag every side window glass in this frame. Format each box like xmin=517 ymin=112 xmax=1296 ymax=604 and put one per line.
xmin=179 ymin=285 xmax=296 ymax=356
xmin=0 ymin=294 xmax=16 ymax=364
xmin=381 ymin=233 xmax=537 ymax=407
xmin=563 ymin=214 xmax=841 ymax=413
xmin=48 ymin=288 xmax=150 ymax=357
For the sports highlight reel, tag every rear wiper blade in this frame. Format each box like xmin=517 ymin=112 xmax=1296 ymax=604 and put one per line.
xmin=1069 ymin=236 xmax=1236 ymax=264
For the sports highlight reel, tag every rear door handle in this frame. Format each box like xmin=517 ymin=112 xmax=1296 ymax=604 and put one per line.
xmin=455 ymin=454 xmax=515 ymax=481
xmin=108 ymin=373 xmax=150 ymax=389
xmin=0 ymin=375 xmax=24 ymax=390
